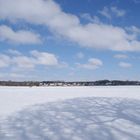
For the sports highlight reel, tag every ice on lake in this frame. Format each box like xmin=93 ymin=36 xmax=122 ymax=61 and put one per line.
xmin=0 ymin=86 xmax=140 ymax=140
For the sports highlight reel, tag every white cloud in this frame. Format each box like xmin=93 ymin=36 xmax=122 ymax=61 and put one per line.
xmin=119 ymin=62 xmax=132 ymax=68
xmin=9 ymin=73 xmax=25 ymax=78
xmin=99 ymin=7 xmax=111 ymax=19
xmin=31 ymin=50 xmax=58 ymax=66
xmin=111 ymin=7 xmax=126 ymax=17
xmin=0 ymin=25 xmax=41 ymax=44
xmin=0 ymin=0 xmax=140 ymax=51
xmin=114 ymin=54 xmax=128 ymax=59
xmin=99 ymin=6 xmax=126 ymax=19
xmin=126 ymin=26 xmax=140 ymax=39
xmin=0 ymin=54 xmax=11 ymax=68
xmin=81 ymin=13 xmax=100 ymax=23
xmin=77 ymin=58 xmax=103 ymax=69
xmin=131 ymin=26 xmax=140 ymax=33
xmin=12 ymin=56 xmax=35 ymax=69
xmin=8 ymin=49 xmax=22 ymax=56
xmin=0 ymin=50 xmax=59 ymax=69
xmin=0 ymin=72 xmax=38 ymax=80
xmin=76 ymin=52 xmax=84 ymax=59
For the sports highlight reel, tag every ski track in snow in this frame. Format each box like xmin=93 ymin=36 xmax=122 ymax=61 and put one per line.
xmin=0 ymin=86 xmax=140 ymax=140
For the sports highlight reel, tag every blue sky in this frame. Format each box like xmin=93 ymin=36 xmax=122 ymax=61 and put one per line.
xmin=0 ymin=0 xmax=140 ymax=81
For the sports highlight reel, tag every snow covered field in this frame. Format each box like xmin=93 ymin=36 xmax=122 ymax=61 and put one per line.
xmin=0 ymin=86 xmax=140 ymax=140
xmin=0 ymin=86 xmax=140 ymax=117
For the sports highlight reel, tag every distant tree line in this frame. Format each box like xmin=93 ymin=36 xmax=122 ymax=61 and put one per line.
xmin=0 ymin=80 xmax=140 ymax=86
xmin=0 ymin=81 xmax=40 ymax=86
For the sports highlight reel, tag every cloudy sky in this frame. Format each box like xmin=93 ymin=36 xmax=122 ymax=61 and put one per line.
xmin=0 ymin=0 xmax=140 ymax=81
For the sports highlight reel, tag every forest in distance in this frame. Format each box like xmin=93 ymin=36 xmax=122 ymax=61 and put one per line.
xmin=0 ymin=80 xmax=140 ymax=86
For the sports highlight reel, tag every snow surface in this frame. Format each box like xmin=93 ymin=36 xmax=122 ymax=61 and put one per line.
xmin=0 ymin=86 xmax=140 ymax=140
xmin=0 ymin=97 xmax=140 ymax=140
xmin=0 ymin=86 xmax=140 ymax=117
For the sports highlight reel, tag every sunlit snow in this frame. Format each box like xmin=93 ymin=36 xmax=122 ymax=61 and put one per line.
xmin=0 ymin=86 xmax=140 ymax=140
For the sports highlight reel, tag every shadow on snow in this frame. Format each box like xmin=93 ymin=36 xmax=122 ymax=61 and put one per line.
xmin=0 ymin=97 xmax=140 ymax=140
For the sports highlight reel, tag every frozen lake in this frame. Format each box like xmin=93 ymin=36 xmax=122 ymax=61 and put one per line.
xmin=0 ymin=86 xmax=140 ymax=140
xmin=0 ymin=86 xmax=140 ymax=117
